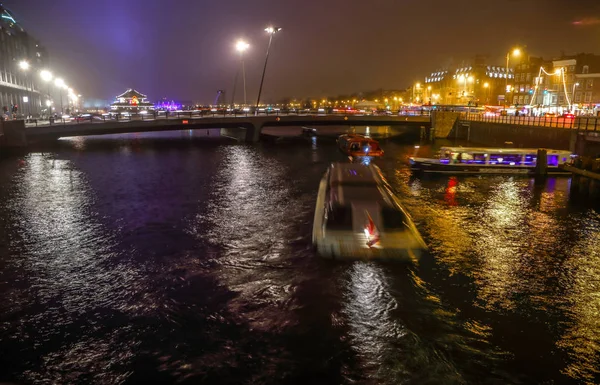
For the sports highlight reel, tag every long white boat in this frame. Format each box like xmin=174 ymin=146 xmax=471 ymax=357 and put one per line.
xmin=409 ymin=146 xmax=573 ymax=175
xmin=312 ymin=163 xmax=427 ymax=260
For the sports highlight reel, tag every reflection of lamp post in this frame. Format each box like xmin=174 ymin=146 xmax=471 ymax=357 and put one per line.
xmin=255 ymin=26 xmax=281 ymax=114
xmin=505 ymin=48 xmax=521 ymax=108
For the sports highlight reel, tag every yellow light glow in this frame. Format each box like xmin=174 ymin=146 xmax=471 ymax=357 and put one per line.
xmin=484 ymin=82 xmax=489 ymax=88
xmin=513 ymin=48 xmax=521 ymax=57
xmin=415 ymin=83 xmax=421 ymax=88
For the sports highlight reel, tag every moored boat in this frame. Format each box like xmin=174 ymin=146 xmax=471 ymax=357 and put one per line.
xmin=410 ymin=146 xmax=572 ymax=175
xmin=337 ymin=134 xmax=384 ymax=158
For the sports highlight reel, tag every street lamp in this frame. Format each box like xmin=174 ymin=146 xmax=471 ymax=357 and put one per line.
xmin=255 ymin=26 xmax=281 ymax=114
xmin=231 ymin=40 xmax=250 ymax=107
xmin=483 ymin=82 xmax=490 ymax=104
xmin=237 ymin=40 xmax=249 ymax=106
xmin=40 ymin=70 xmax=53 ymax=115
xmin=505 ymin=48 xmax=521 ymax=108
xmin=54 ymin=78 xmax=65 ymax=115
xmin=18 ymin=60 xmax=32 ymax=118
xmin=571 ymin=82 xmax=580 ymax=111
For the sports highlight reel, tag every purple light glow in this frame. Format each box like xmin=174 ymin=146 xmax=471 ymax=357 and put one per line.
xmin=155 ymin=101 xmax=182 ymax=111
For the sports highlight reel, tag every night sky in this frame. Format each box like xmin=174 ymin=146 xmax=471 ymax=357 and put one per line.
xmin=3 ymin=0 xmax=600 ymax=104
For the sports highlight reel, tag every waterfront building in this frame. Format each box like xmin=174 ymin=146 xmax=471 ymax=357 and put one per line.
xmin=110 ymin=89 xmax=154 ymax=112
xmin=0 ymin=4 xmax=49 ymax=117
xmin=424 ymin=55 xmax=511 ymax=106
xmin=523 ymin=53 xmax=600 ymax=115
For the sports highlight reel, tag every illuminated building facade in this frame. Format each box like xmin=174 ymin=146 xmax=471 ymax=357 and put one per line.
xmin=110 ymin=89 xmax=154 ymax=112
xmin=0 ymin=4 xmax=49 ymax=116
xmin=424 ymin=55 xmax=512 ymax=106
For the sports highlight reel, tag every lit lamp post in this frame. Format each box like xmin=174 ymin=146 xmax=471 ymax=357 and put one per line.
xmin=571 ymin=82 xmax=579 ymax=112
xmin=255 ymin=26 xmax=281 ymax=115
xmin=505 ymin=48 xmax=521 ymax=108
xmin=54 ymin=78 xmax=66 ymax=115
xmin=483 ymin=82 xmax=490 ymax=105
xmin=427 ymin=85 xmax=432 ymax=104
xmin=19 ymin=60 xmax=31 ymax=118
xmin=236 ymin=40 xmax=249 ymax=106
xmin=40 ymin=70 xmax=53 ymax=117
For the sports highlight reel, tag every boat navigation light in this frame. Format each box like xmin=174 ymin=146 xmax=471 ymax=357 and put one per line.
xmin=414 ymin=145 xmax=420 ymax=149
xmin=498 ymin=158 xmax=504 ymax=163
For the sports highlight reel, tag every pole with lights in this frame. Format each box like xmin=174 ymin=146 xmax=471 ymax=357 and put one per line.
xmin=18 ymin=60 xmax=31 ymax=118
xmin=237 ymin=40 xmax=249 ymax=106
xmin=255 ymin=26 xmax=281 ymax=114
xmin=571 ymin=82 xmax=579 ymax=112
xmin=505 ymin=48 xmax=521 ymax=109
xmin=54 ymin=78 xmax=66 ymax=116
xmin=40 ymin=70 xmax=53 ymax=117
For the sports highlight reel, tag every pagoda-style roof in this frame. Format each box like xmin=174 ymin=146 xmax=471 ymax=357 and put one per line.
xmin=116 ymin=89 xmax=148 ymax=99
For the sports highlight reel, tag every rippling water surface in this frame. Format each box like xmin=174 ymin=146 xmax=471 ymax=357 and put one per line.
xmin=1 ymin=130 xmax=599 ymax=384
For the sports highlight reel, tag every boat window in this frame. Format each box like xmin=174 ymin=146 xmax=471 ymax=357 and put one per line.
xmin=489 ymin=154 xmax=522 ymax=165
xmin=326 ymin=205 xmax=353 ymax=230
xmin=524 ymin=154 xmax=536 ymax=165
xmin=381 ymin=207 xmax=407 ymax=230
xmin=350 ymin=142 xmax=360 ymax=151
xmin=547 ymin=155 xmax=559 ymax=166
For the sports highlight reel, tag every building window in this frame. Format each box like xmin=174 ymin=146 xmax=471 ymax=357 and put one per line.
xmin=585 ymin=92 xmax=592 ymax=102
xmin=575 ymin=92 xmax=582 ymax=102
xmin=587 ymin=79 xmax=593 ymax=89
xmin=559 ymin=95 xmax=565 ymax=104
xmin=583 ymin=65 xmax=589 ymax=74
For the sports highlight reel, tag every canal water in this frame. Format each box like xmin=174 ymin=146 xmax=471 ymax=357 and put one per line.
xmin=0 ymin=130 xmax=599 ymax=385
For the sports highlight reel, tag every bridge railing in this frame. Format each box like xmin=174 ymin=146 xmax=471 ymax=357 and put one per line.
xmin=462 ymin=113 xmax=600 ymax=131
xmin=24 ymin=109 xmax=429 ymax=127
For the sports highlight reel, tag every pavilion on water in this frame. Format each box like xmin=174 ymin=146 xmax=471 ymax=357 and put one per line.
xmin=110 ymin=89 xmax=154 ymax=112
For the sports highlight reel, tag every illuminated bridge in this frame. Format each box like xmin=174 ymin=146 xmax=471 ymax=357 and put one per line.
xmin=22 ymin=114 xmax=432 ymax=143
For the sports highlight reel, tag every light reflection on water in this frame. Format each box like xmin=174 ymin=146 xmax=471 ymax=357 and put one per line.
xmin=0 ymin=134 xmax=599 ymax=384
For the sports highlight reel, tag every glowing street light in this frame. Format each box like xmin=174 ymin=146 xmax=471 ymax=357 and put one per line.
xmin=255 ymin=26 xmax=282 ymax=114
xmin=231 ymin=40 xmax=250 ymax=106
xmin=505 ymin=47 xmax=521 ymax=107
xmin=19 ymin=60 xmax=30 ymax=71
xmin=40 ymin=69 xmax=53 ymax=82
xmin=54 ymin=78 xmax=66 ymax=115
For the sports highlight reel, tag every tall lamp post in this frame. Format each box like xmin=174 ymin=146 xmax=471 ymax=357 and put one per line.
xmin=18 ymin=60 xmax=31 ymax=118
xmin=571 ymin=82 xmax=579 ymax=112
xmin=505 ymin=48 xmax=521 ymax=108
xmin=236 ymin=40 xmax=250 ymax=106
xmin=255 ymin=26 xmax=281 ymax=115
xmin=54 ymin=78 xmax=65 ymax=115
xmin=483 ymin=82 xmax=490 ymax=105
xmin=40 ymin=69 xmax=53 ymax=117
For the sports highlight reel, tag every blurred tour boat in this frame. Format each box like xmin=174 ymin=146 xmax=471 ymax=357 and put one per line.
xmin=312 ymin=163 xmax=426 ymax=260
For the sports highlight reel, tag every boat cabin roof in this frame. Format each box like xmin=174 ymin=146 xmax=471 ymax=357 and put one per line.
xmin=440 ymin=146 xmax=571 ymax=155
xmin=327 ymin=163 xmax=395 ymax=207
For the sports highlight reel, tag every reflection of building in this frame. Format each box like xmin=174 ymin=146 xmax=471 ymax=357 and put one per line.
xmin=110 ymin=89 xmax=154 ymax=112
xmin=0 ymin=5 xmax=49 ymax=116
xmin=424 ymin=55 xmax=512 ymax=106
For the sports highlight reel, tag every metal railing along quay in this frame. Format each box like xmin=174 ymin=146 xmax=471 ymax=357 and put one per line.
xmin=462 ymin=113 xmax=600 ymax=131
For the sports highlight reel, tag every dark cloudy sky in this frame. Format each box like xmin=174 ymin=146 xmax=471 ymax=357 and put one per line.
xmin=3 ymin=0 xmax=600 ymax=104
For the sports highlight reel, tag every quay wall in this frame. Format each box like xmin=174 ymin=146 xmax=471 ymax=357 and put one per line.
xmin=450 ymin=120 xmax=575 ymax=151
